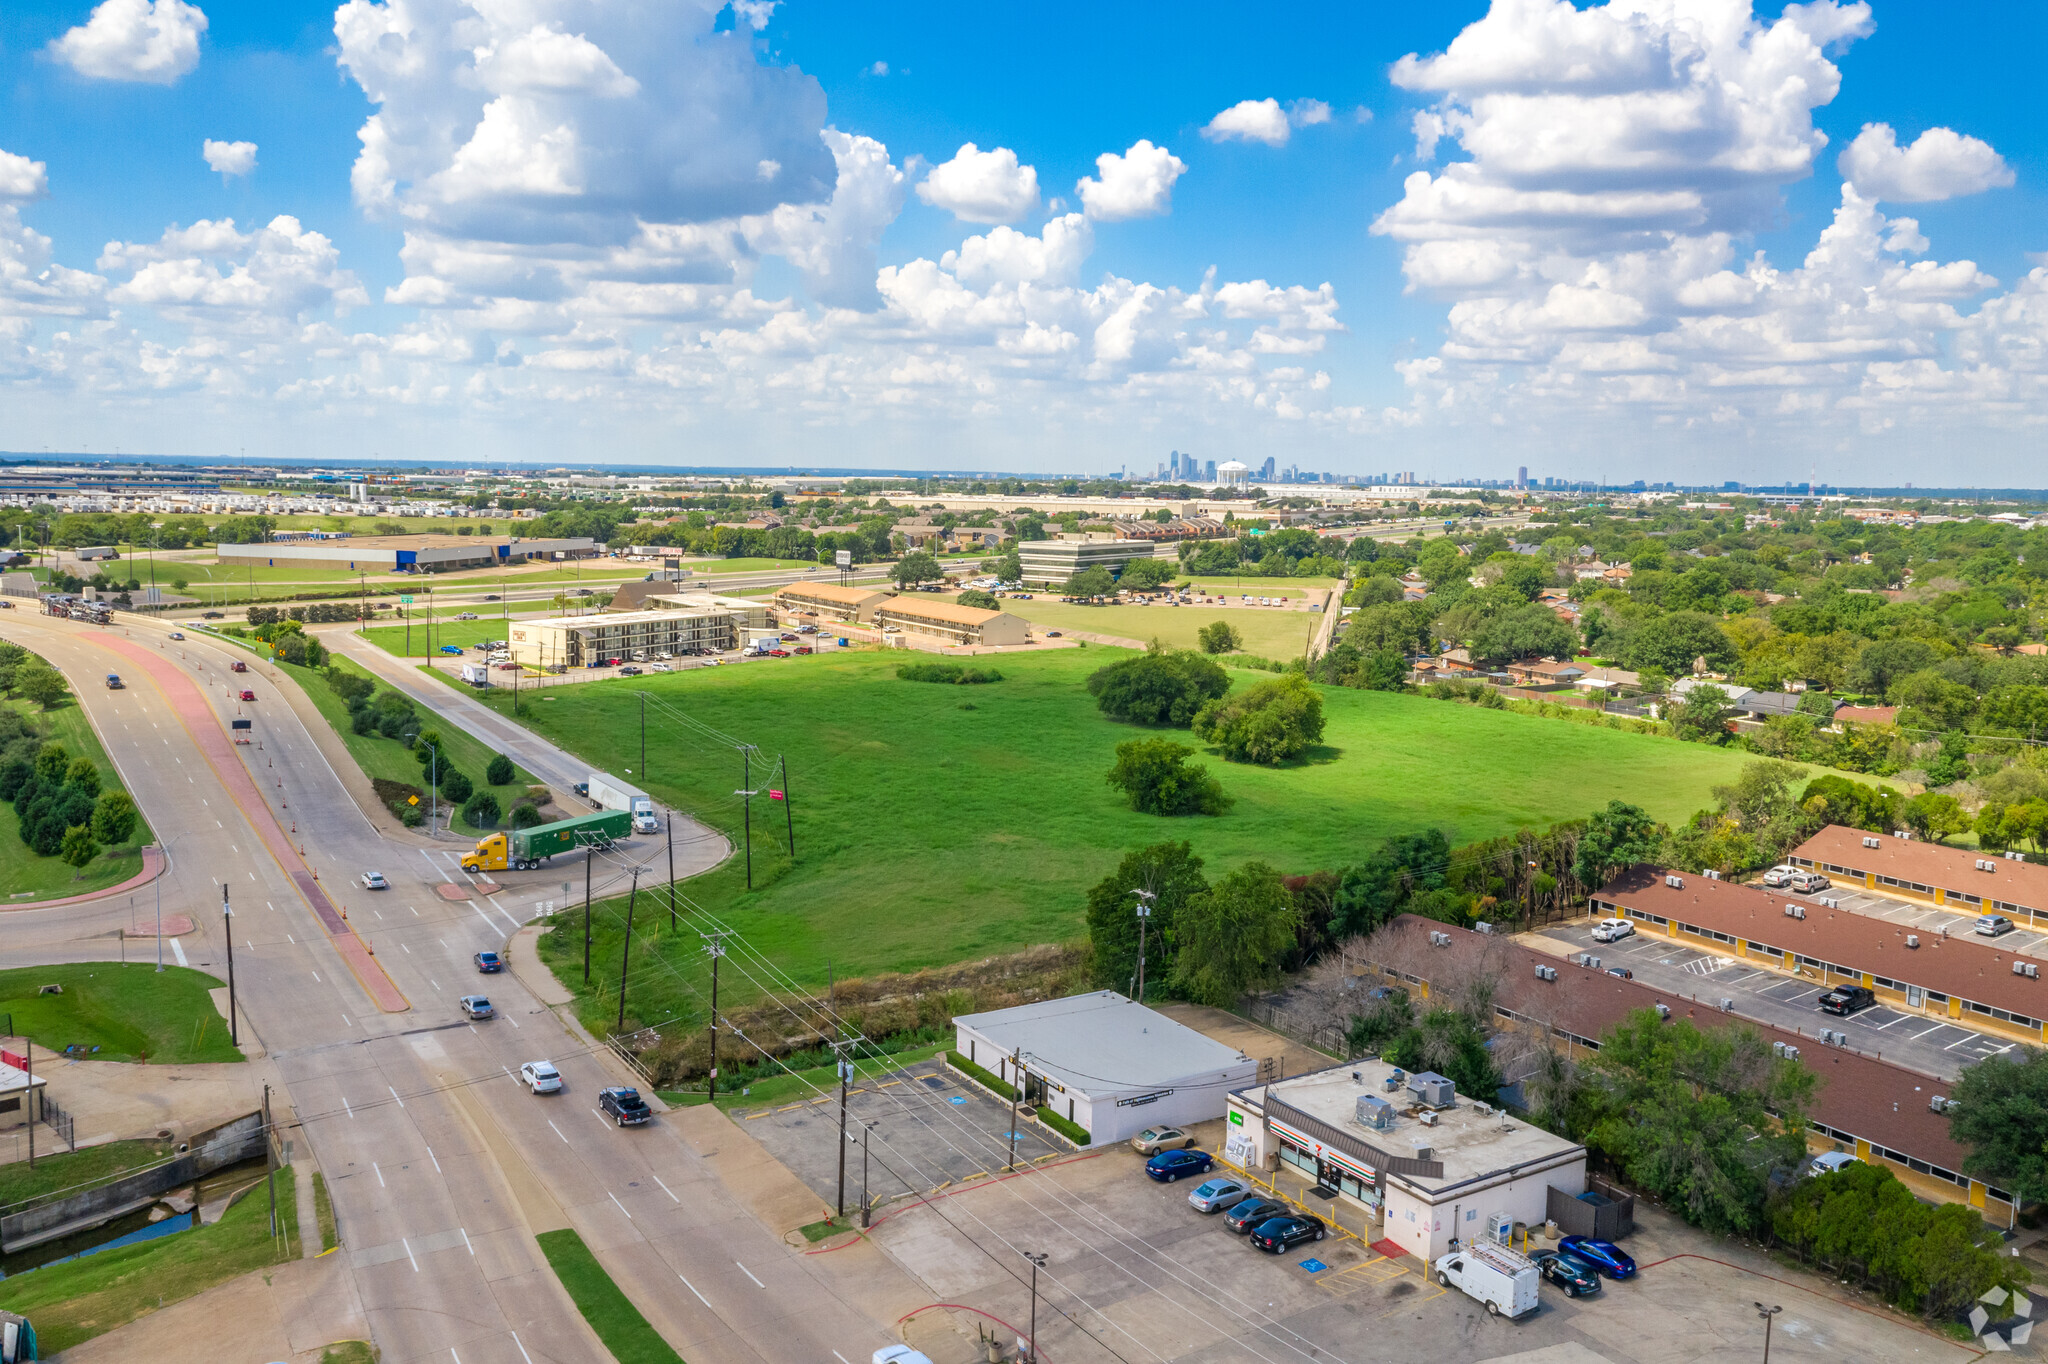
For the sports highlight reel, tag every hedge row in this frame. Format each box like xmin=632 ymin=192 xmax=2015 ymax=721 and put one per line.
xmin=947 ymin=1052 xmax=1091 ymax=1145
xmin=1037 ymin=1108 xmax=1091 ymax=1147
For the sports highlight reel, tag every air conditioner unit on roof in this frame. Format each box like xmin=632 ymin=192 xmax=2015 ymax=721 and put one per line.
xmin=1863 ymin=836 xmax=1881 ymax=849
xmin=1705 ymin=869 xmax=1722 ymax=880
xmin=1906 ymin=934 xmax=1919 ymax=948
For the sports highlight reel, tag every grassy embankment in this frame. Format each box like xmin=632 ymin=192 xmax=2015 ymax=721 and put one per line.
xmin=535 ymin=1228 xmax=684 ymax=1364
xmin=0 ymin=1139 xmax=172 ymax=1208
xmin=0 ymin=1163 xmax=297 ymax=1354
xmin=0 ymin=668 xmax=154 ymax=901
xmin=458 ymin=648 xmax=1758 ymax=1030
xmin=0 ymin=963 xmax=241 ymax=1064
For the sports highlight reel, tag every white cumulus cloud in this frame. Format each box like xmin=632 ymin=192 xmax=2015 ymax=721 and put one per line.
xmin=916 ymin=143 xmax=1039 ymax=223
xmin=1838 ymin=123 xmax=2014 ymax=203
xmin=1204 ymin=99 xmax=1290 ymax=146
xmin=1076 ymin=140 xmax=1185 ymax=221
xmin=202 ymin=140 xmax=256 ymax=177
xmin=0 ymin=151 xmax=49 ymax=201
xmin=50 ymin=0 xmax=207 ymax=85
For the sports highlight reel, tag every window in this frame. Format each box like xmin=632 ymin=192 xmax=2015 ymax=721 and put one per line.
xmin=1278 ymin=1139 xmax=1316 ymax=1176
xmin=1746 ymin=941 xmax=1782 ymax=958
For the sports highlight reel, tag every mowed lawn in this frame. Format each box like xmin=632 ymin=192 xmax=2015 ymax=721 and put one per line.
xmin=965 ymin=596 xmax=1322 ymax=658
xmin=0 ymin=963 xmax=241 ymax=1063
xmin=494 ymin=648 xmax=1757 ymax=1010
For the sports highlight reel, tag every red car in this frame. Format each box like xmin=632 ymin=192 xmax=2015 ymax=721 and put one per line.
xmin=230 ymin=661 xmax=248 ymax=673
xmin=768 ymin=649 xmax=790 ymax=658
xmin=238 ymin=689 xmax=255 ymax=702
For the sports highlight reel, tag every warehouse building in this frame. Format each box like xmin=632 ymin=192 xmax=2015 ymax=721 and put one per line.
xmin=1592 ymin=865 xmax=2047 ymax=1044
xmin=872 ymin=596 xmax=1031 ymax=647
xmin=953 ymin=993 xmax=1257 ymax=1147
xmin=1359 ymin=915 xmax=2021 ymax=1225
xmin=1017 ymin=537 xmax=1158 ymax=586
xmin=771 ymin=581 xmax=890 ymax=623
xmin=1790 ymin=825 xmax=2048 ymax=927
xmin=1226 ymin=1061 xmax=1588 ymax=1263
xmin=215 ymin=534 xmax=596 ymax=573
xmin=507 ymin=594 xmax=761 ymax=667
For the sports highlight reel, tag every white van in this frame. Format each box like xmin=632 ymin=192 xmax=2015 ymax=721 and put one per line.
xmin=1435 ymin=1242 xmax=1540 ymax=1320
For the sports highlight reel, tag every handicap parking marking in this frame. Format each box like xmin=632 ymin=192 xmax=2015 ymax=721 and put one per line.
xmin=1298 ymin=1258 xmax=1328 ymax=1273
xmin=948 ymin=1096 xmax=968 ymax=1105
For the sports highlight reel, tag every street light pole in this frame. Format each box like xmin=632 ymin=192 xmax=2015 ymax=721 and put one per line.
xmin=152 ymin=835 xmax=179 ymax=972
xmin=858 ymin=1118 xmax=882 ymax=1228
xmin=223 ymin=884 xmax=237 ymax=1045
xmin=1023 ymin=1251 xmax=1047 ymax=1362
xmin=1756 ymin=1303 xmax=1781 ymax=1364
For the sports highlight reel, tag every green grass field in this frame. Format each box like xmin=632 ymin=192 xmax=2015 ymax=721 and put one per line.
xmin=0 ymin=1163 xmax=297 ymax=1354
xmin=0 ymin=1139 xmax=171 ymax=1210
xmin=359 ymin=620 xmax=522 ymax=659
xmin=495 ymin=648 xmax=1760 ymax=1029
xmin=535 ymin=1228 xmax=684 ymax=1364
xmin=0 ymin=664 xmax=155 ymax=900
xmin=967 ymin=595 xmax=1320 ymax=657
xmin=0 ymin=963 xmax=240 ymax=1063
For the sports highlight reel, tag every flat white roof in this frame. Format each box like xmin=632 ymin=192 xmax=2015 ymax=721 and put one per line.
xmin=955 ymin=992 xmax=1252 ymax=1097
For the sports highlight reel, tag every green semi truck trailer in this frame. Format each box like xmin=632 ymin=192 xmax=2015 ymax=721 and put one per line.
xmin=461 ymin=809 xmax=633 ymax=873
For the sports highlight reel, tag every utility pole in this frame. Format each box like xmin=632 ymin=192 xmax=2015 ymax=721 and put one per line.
xmin=152 ymin=835 xmax=178 ymax=972
xmin=1756 ymin=1304 xmax=1781 ymax=1364
xmin=263 ymin=1082 xmax=278 ymax=1240
xmin=1007 ymin=1048 xmax=1028 ymax=1171
xmin=615 ymin=866 xmax=643 ymax=1030
xmin=639 ymin=692 xmax=645 ymax=785
xmin=857 ymin=1118 xmax=883 ymax=1228
xmin=777 ymin=754 xmax=794 ymax=857
xmin=223 ymin=885 xmax=237 ymax=1045
xmin=23 ymin=1042 xmax=31 ymax=1169
xmin=583 ymin=844 xmax=593 ymax=984
xmin=665 ymin=808 xmax=677 ymax=931
xmin=736 ymin=745 xmax=757 ymax=889
xmin=1130 ymin=888 xmax=1155 ymax=1003
xmin=832 ymin=1038 xmax=858 ymax=1218
xmin=1023 ymin=1252 xmax=1047 ymax=1362
xmin=702 ymin=931 xmax=729 ymax=1101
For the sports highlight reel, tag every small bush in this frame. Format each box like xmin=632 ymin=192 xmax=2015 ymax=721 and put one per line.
xmin=462 ymin=791 xmax=503 ymax=828
xmin=439 ymin=769 xmax=474 ymax=803
xmin=1038 ymin=1108 xmax=1091 ymax=1146
xmin=1106 ymin=738 xmax=1229 ymax=816
xmin=485 ymin=753 xmax=515 ymax=786
xmin=948 ymin=1050 xmax=1016 ymax=1100
xmin=510 ymin=802 xmax=545 ymax=829
xmin=897 ymin=662 xmax=1003 ymax=685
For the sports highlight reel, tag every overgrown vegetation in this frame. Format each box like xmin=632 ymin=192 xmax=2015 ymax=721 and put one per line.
xmin=896 ymin=661 xmax=1003 ymax=685
xmin=1105 ymin=739 xmax=1228 ymax=816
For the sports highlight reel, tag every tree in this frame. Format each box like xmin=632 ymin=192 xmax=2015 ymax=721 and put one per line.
xmin=510 ymin=802 xmax=545 ymax=829
xmin=439 ymin=769 xmax=474 ymax=803
xmin=64 ymin=757 xmax=100 ymax=798
xmin=1620 ymin=610 xmax=1736 ymax=676
xmin=16 ymin=666 xmax=66 ymax=711
xmin=32 ymin=743 xmax=68 ymax=783
xmin=1086 ymin=650 xmax=1230 ymax=727
xmin=1947 ymin=1047 xmax=2048 ymax=1209
xmin=992 ymin=551 xmax=1023 ymax=583
xmin=1197 ymin=621 xmax=1242 ymax=654
xmin=1469 ymin=602 xmax=1578 ymax=666
xmin=1105 ymin=739 xmax=1228 ymax=816
xmin=1119 ymin=557 xmax=1174 ymax=591
xmin=1170 ymin=861 xmax=1300 ymax=1006
xmin=1670 ymin=682 xmax=1736 ymax=743
xmin=1344 ymin=601 xmax=1433 ymax=658
xmin=1901 ymin=792 xmax=1967 ymax=843
xmin=1346 ymin=575 xmax=1403 ymax=608
xmin=1063 ymin=565 xmax=1116 ymax=597
xmin=462 ymin=791 xmax=503 ymax=828
xmin=485 ymin=753 xmax=515 ymax=786
xmin=957 ymin=588 xmax=999 ymax=609
xmin=1193 ymin=674 xmax=1326 ymax=765
xmin=1384 ymin=1008 xmax=1500 ymax=1101
xmin=90 ymin=790 xmax=137 ymax=845
xmin=1581 ymin=1011 xmax=1816 ymax=1235
xmin=1848 ymin=637 xmax=1937 ymax=696
xmin=59 ymin=822 xmax=99 ymax=871
xmin=1084 ymin=842 xmax=1208 ymax=992
xmin=1331 ymin=830 xmax=1452 ymax=938
xmin=892 ymin=552 xmax=942 ymax=587
xmin=1572 ymin=801 xmax=1662 ymax=892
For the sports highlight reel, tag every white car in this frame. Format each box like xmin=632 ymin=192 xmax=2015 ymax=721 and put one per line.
xmin=1591 ymin=917 xmax=1634 ymax=943
xmin=1760 ymin=864 xmax=1798 ymax=888
xmin=648 ymin=663 xmax=672 ymax=673
xmin=519 ymin=1061 xmax=563 ymax=1094
xmin=360 ymin=872 xmax=389 ymax=891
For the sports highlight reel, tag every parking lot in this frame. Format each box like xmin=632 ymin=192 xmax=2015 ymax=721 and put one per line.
xmin=1537 ymin=922 xmax=2018 ymax=1079
xmin=864 ymin=1119 xmax=1976 ymax=1364
xmin=1782 ymin=879 xmax=2048 ymax=959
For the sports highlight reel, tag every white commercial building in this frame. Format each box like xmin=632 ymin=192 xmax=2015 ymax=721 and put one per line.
xmin=953 ymin=993 xmax=1257 ymax=1148
xmin=1225 ymin=1060 xmax=1586 ymax=1263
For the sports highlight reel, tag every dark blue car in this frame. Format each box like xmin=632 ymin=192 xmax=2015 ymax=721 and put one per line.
xmin=474 ymin=951 xmax=503 ymax=973
xmin=1145 ymin=1149 xmax=1213 ymax=1183
xmin=1559 ymin=1235 xmax=1636 ymax=1279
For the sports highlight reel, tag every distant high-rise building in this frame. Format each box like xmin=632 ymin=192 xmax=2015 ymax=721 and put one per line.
xmin=1260 ymin=456 xmax=1276 ymax=481
xmin=1204 ymin=459 xmax=1217 ymax=483
xmin=1516 ymin=465 xmax=1528 ymax=489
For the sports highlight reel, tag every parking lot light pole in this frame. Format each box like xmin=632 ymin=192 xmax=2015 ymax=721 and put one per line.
xmin=223 ymin=884 xmax=237 ymax=1045
xmin=1756 ymin=1303 xmax=1781 ymax=1363
xmin=858 ymin=1118 xmax=881 ymax=1228
xmin=1023 ymin=1252 xmax=1047 ymax=1362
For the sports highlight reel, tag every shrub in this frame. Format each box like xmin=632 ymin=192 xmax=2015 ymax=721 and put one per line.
xmin=897 ymin=662 xmax=1002 ymax=685
xmin=1192 ymin=673 xmax=1326 ymax=764
xmin=1105 ymin=739 xmax=1228 ymax=816
xmin=1086 ymin=650 xmax=1230 ymax=727
xmin=947 ymin=1051 xmax=1016 ymax=1101
xmin=1197 ymin=621 xmax=1243 ymax=654
xmin=325 ymin=668 xmax=374 ymax=704
xmin=90 ymin=790 xmax=138 ymax=845
xmin=462 ymin=791 xmax=503 ymax=828
xmin=64 ymin=757 xmax=100 ymax=798
xmin=60 ymin=822 xmax=100 ymax=870
xmin=510 ymin=802 xmax=545 ymax=829
xmin=486 ymin=753 xmax=516 ymax=786
xmin=439 ymin=769 xmax=474 ymax=803
xmin=956 ymin=668 xmax=1003 ymax=684
xmin=1037 ymin=1108 xmax=1091 ymax=1146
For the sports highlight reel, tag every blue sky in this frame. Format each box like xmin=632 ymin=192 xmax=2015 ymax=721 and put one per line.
xmin=0 ymin=1 xmax=2042 ymax=482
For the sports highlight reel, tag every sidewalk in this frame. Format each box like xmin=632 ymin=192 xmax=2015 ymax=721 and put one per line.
xmin=60 ymin=1243 xmax=370 ymax=1364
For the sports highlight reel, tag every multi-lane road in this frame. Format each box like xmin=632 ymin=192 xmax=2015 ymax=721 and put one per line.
xmin=0 ymin=609 xmax=922 ymax=1364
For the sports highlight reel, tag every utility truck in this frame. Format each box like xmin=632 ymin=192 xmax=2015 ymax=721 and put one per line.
xmin=1434 ymin=1241 xmax=1540 ymax=1320
xmin=461 ymin=809 xmax=631 ymax=873
xmin=585 ymin=771 xmax=658 ymax=834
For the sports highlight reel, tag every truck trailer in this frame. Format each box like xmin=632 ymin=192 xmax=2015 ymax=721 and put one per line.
xmin=461 ymin=809 xmax=633 ymax=873
xmin=1434 ymin=1242 xmax=1540 ymax=1320
xmin=585 ymin=771 xmax=658 ymax=834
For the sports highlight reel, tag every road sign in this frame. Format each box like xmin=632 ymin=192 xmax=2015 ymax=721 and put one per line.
xmin=834 ymin=550 xmax=851 ymax=568
xmin=400 ymin=595 xmax=414 ymax=604
xmin=407 ymin=795 xmax=419 ymax=805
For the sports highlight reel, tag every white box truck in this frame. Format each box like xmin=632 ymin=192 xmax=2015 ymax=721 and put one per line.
xmin=586 ymin=771 xmax=658 ymax=834
xmin=1434 ymin=1242 xmax=1540 ymax=1320
xmin=458 ymin=661 xmax=490 ymax=687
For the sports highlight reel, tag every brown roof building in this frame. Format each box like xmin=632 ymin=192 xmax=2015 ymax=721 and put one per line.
xmin=1591 ymin=865 xmax=2046 ymax=1041
xmin=1832 ymin=704 xmax=1899 ymax=726
xmin=1363 ymin=916 xmax=2017 ymax=1220
xmin=872 ymin=596 xmax=1030 ymax=647
xmin=772 ymin=581 xmax=890 ymax=623
xmin=1791 ymin=824 xmax=2048 ymax=924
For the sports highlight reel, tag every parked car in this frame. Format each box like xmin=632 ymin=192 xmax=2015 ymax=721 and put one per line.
xmin=483 ymin=594 xmax=500 ymax=601
xmin=1591 ymin=917 xmax=1634 ymax=943
xmin=1130 ymin=1127 xmax=1196 ymax=1156
xmin=1761 ymin=864 xmax=1798 ymax=888
xmin=230 ymin=660 xmax=248 ymax=673
xmin=238 ymin=689 xmax=255 ymax=702
xmin=1045 ymin=630 xmax=1062 ymax=638
xmin=1807 ymin=1151 xmax=1861 ymax=1177
xmin=1557 ymin=1235 xmax=1637 ymax=1279
xmin=1223 ymin=1196 xmax=1288 ymax=1234
xmin=1787 ymin=869 xmax=1831 ymax=893
xmin=649 ymin=663 xmax=672 ymax=672
xmin=619 ymin=665 xmax=642 ymax=676
xmin=1819 ymin=984 xmax=1875 ymax=1015
xmin=496 ymin=661 xmax=521 ymax=670
xmin=1144 ymin=1149 xmax=1213 ymax=1183
xmin=768 ymin=649 xmax=790 ymax=658
xmin=455 ymin=612 xmax=479 ymax=620
xmin=359 ymin=872 xmax=388 ymax=890
xmin=1975 ymin=914 xmax=2016 ymax=937
xmin=599 ymin=1086 xmax=652 ymax=1126
xmin=1187 ymin=1178 xmax=1248 ymax=1213
xmin=439 ymin=644 xmax=464 ymax=655
xmin=1247 ymin=1214 xmax=1325 ymax=1253
xmin=519 ymin=1061 xmax=562 ymax=1094
xmin=474 ymin=951 xmax=504 ymax=973
xmin=459 ymin=995 xmax=495 ymax=1020
xmin=1530 ymin=1248 xmax=1602 ymax=1297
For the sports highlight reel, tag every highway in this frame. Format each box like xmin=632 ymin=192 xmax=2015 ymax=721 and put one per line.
xmin=0 ymin=610 xmax=917 ymax=1364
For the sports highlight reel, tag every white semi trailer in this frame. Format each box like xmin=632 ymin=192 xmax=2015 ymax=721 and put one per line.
xmin=586 ymin=770 xmax=658 ymax=833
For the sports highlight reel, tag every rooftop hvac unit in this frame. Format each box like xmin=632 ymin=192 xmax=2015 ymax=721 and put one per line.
xmin=1416 ymin=1109 xmax=1439 ymax=1128
xmin=1409 ymin=1071 xmax=1456 ymax=1108
xmin=1429 ymin=931 xmax=1452 ymax=947
xmin=1588 ymin=956 xmax=1601 ymax=969
xmin=1906 ymin=934 xmax=1920 ymax=948
xmin=1932 ymin=1096 xmax=1959 ymax=1114
xmin=1665 ymin=874 xmax=1684 ymax=889
xmin=1894 ymin=829 xmax=1913 ymax=840
xmin=1411 ymin=1141 xmax=1435 ymax=1162
xmin=1978 ymin=859 xmax=1996 ymax=872
xmin=1475 ymin=921 xmax=1494 ymax=935
xmin=2009 ymin=851 xmax=2028 ymax=862
xmin=1384 ymin=1069 xmax=1406 ymax=1092
xmin=1705 ymin=869 xmax=1722 ymax=880
xmin=1772 ymin=1041 xmax=1788 ymax=1057
xmin=1790 ymin=905 xmax=1807 ymax=919
xmin=1820 ymin=1029 xmax=1845 ymax=1046
xmin=1534 ymin=964 xmax=1558 ymax=982
xmin=1783 ymin=1044 xmax=1800 ymax=1060
xmin=2027 ymin=964 xmax=2039 ymax=979
xmin=1355 ymin=1094 xmax=1396 ymax=1131
xmin=1719 ymin=998 xmax=1736 ymax=1011
xmin=1653 ymin=1003 xmax=1672 ymax=1020
xmin=1863 ymin=836 xmax=1881 ymax=849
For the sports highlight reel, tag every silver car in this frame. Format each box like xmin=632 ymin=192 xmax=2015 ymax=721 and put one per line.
xmin=519 ymin=1061 xmax=563 ymax=1094
xmin=1187 ymin=1177 xmax=1248 ymax=1213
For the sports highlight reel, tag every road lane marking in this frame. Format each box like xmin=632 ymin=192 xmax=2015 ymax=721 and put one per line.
xmin=678 ymin=1272 xmax=712 ymax=1308
xmin=547 ymin=1119 xmax=568 ymax=1143
xmin=834 ymin=1353 xmax=852 ymax=1364
xmin=402 ymin=944 xmax=410 ymax=954
xmin=608 ymin=1191 xmax=632 ymax=1220
xmin=652 ymin=1173 xmax=678 ymax=1202
xmin=374 ymin=1162 xmax=384 ymax=1187
xmin=460 ymin=1226 xmax=473 ymax=1256
xmin=311 ymin=970 xmax=320 ymax=983
xmin=341 ymin=1014 xmax=351 ymax=1028
xmin=389 ymin=1085 xmax=404 ymax=1109
xmin=427 ymin=1146 xmax=441 ymax=1174
xmin=401 ymin=1237 xmax=418 ymax=1272
xmin=343 ymin=1096 xmax=353 ymax=1119
xmin=510 ymin=1331 xmax=532 ymax=1364
xmin=486 ymin=895 xmax=522 ymax=934
xmin=170 ymin=937 xmax=188 ymax=967
xmin=592 ymin=1108 xmax=612 ymax=1131
xmin=735 ymin=1260 xmax=764 ymax=1288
